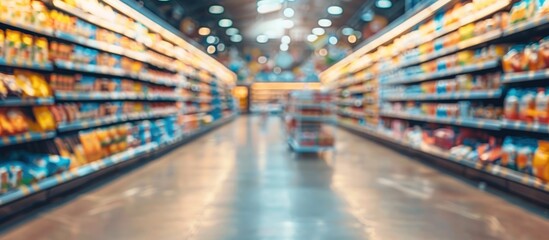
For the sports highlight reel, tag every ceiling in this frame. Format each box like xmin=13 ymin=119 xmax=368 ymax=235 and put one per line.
xmin=139 ymin=0 xmax=405 ymax=74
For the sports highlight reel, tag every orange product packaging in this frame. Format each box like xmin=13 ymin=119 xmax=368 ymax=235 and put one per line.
xmin=533 ymin=140 xmax=549 ymax=182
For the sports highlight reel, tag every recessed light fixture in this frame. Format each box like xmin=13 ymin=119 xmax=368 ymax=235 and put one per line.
xmin=318 ymin=48 xmax=328 ymax=56
xmin=207 ymin=45 xmax=216 ymax=54
xmin=307 ymin=34 xmax=318 ymax=42
xmin=226 ymin=27 xmax=238 ymax=36
xmin=218 ymin=19 xmax=232 ymax=27
xmin=258 ymin=56 xmax=267 ymax=64
xmin=283 ymin=8 xmax=295 ymax=17
xmin=257 ymin=0 xmax=282 ymax=14
xmin=209 ymin=5 xmax=224 ymax=14
xmin=318 ymin=19 xmax=332 ymax=27
xmin=348 ymin=34 xmax=357 ymax=43
xmin=206 ymin=36 xmax=218 ymax=44
xmin=376 ymin=0 xmax=392 ymax=9
xmin=342 ymin=27 xmax=354 ymax=36
xmin=327 ymin=6 xmax=343 ymax=15
xmin=329 ymin=36 xmax=338 ymax=45
xmin=281 ymin=35 xmax=291 ymax=44
xmin=361 ymin=9 xmax=374 ymax=22
xmin=283 ymin=19 xmax=294 ymax=29
xmin=280 ymin=44 xmax=289 ymax=51
xmin=312 ymin=27 xmax=325 ymax=35
xmin=217 ymin=43 xmax=226 ymax=52
xmin=256 ymin=34 xmax=269 ymax=43
xmin=231 ymin=34 xmax=243 ymax=42
xmin=198 ymin=27 xmax=211 ymax=36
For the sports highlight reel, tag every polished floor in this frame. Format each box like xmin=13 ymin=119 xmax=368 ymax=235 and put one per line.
xmin=1 ymin=116 xmax=548 ymax=240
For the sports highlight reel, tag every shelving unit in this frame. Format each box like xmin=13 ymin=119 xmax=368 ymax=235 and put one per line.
xmin=0 ymin=0 xmax=236 ymax=217
xmin=284 ymin=91 xmax=335 ymax=153
xmin=321 ymin=0 xmax=549 ymax=204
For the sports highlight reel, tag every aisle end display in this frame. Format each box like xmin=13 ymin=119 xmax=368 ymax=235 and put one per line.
xmin=284 ymin=91 xmax=335 ymax=153
xmin=0 ymin=0 xmax=237 ymax=215
xmin=321 ymin=0 xmax=549 ymax=204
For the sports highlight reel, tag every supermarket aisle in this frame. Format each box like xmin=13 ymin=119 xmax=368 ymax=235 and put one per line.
xmin=1 ymin=116 xmax=548 ymax=240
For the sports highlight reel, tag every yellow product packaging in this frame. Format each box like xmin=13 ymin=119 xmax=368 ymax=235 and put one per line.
xmin=20 ymin=33 xmax=33 ymax=64
xmin=0 ymin=29 xmax=4 ymax=59
xmin=33 ymin=37 xmax=49 ymax=65
xmin=30 ymin=1 xmax=50 ymax=28
xmin=533 ymin=140 xmax=549 ymax=182
xmin=13 ymin=70 xmax=36 ymax=97
xmin=31 ymin=106 xmax=56 ymax=131
xmin=5 ymin=30 xmax=21 ymax=63
xmin=0 ymin=111 xmax=15 ymax=136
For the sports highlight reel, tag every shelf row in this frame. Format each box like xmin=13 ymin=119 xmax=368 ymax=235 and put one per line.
xmin=380 ymin=111 xmax=500 ymax=130
xmin=382 ymin=60 xmax=500 ymax=85
xmin=338 ymin=121 xmax=549 ymax=193
xmin=382 ymin=89 xmax=502 ymax=101
xmin=0 ymin=115 xmax=236 ymax=207
xmin=0 ymin=94 xmax=213 ymax=107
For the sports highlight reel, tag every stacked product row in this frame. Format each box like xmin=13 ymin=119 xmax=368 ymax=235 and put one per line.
xmin=0 ymin=0 xmax=235 ymax=208
xmin=322 ymin=0 xmax=549 ymax=201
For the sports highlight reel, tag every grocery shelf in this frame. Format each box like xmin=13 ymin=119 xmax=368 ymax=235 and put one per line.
xmin=502 ymin=69 xmax=549 ymax=84
xmin=0 ymin=98 xmax=55 ymax=106
xmin=383 ymin=60 xmax=500 ymax=85
xmin=57 ymin=111 xmax=177 ymax=132
xmin=501 ymin=120 xmax=549 ymax=134
xmin=0 ymin=132 xmax=56 ymax=148
xmin=288 ymin=139 xmax=333 ymax=153
xmin=383 ymin=89 xmax=502 ymax=101
xmin=339 ymin=120 xmax=549 ymax=193
xmin=335 ymin=99 xmax=363 ymax=107
xmin=337 ymin=74 xmax=375 ymax=88
xmin=287 ymin=102 xmax=333 ymax=108
xmin=55 ymin=91 xmax=182 ymax=101
xmin=54 ymin=60 xmax=134 ymax=77
xmin=286 ymin=114 xmax=336 ymax=122
xmin=347 ymin=87 xmax=376 ymax=94
xmin=503 ymin=15 xmax=549 ymax=37
xmin=0 ymin=58 xmax=54 ymax=71
xmin=0 ymin=19 xmax=54 ymax=37
xmin=380 ymin=111 xmax=500 ymax=130
xmin=337 ymin=109 xmax=376 ymax=118
xmin=0 ymin=142 xmax=158 ymax=206
xmin=388 ymin=30 xmax=503 ymax=71
xmin=0 ymin=114 xmax=236 ymax=208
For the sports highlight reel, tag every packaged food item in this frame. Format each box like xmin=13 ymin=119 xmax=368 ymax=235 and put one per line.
xmin=502 ymin=137 xmax=518 ymax=169
xmin=0 ymin=29 xmax=4 ymax=59
xmin=32 ymin=106 xmax=56 ymax=131
xmin=517 ymin=139 xmax=537 ymax=173
xmin=5 ymin=30 xmax=21 ymax=63
xmin=33 ymin=37 xmax=49 ymax=65
xmin=519 ymin=89 xmax=536 ymax=122
xmin=533 ymin=140 xmax=549 ymax=181
xmin=535 ymin=88 xmax=549 ymax=123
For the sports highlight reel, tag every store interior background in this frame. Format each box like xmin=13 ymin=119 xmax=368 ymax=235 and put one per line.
xmin=0 ymin=0 xmax=548 ymax=238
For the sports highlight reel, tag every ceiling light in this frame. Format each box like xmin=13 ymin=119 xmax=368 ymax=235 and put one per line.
xmin=206 ymin=36 xmax=218 ymax=44
xmin=329 ymin=36 xmax=338 ymax=45
xmin=217 ymin=43 xmax=226 ymax=52
xmin=218 ymin=19 xmax=232 ymax=27
xmin=307 ymin=34 xmax=318 ymax=42
xmin=257 ymin=0 xmax=282 ymax=14
xmin=226 ymin=27 xmax=238 ymax=36
xmin=348 ymin=35 xmax=357 ymax=43
xmin=283 ymin=8 xmax=295 ymax=17
xmin=327 ymin=6 xmax=343 ymax=15
xmin=281 ymin=35 xmax=291 ymax=44
xmin=231 ymin=34 xmax=243 ymax=42
xmin=256 ymin=34 xmax=269 ymax=43
xmin=342 ymin=27 xmax=354 ymax=36
xmin=258 ymin=56 xmax=267 ymax=64
xmin=376 ymin=0 xmax=392 ymax=9
xmin=207 ymin=45 xmax=216 ymax=54
xmin=280 ymin=44 xmax=289 ymax=51
xmin=361 ymin=10 xmax=374 ymax=22
xmin=318 ymin=48 xmax=328 ymax=56
xmin=318 ymin=19 xmax=332 ymax=27
xmin=198 ymin=27 xmax=211 ymax=36
xmin=282 ymin=19 xmax=294 ymax=29
xmin=312 ymin=27 xmax=325 ymax=35
xmin=209 ymin=5 xmax=224 ymax=14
